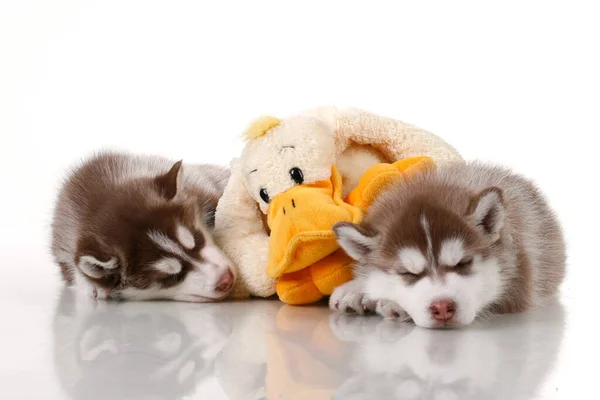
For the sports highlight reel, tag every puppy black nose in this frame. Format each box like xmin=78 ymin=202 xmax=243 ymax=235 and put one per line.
xmin=216 ymin=270 xmax=234 ymax=292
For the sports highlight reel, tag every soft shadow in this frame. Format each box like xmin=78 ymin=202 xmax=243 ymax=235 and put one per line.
xmin=330 ymin=298 xmax=566 ymax=400
xmin=53 ymin=289 xmax=565 ymax=400
xmin=52 ymin=288 xmax=236 ymax=400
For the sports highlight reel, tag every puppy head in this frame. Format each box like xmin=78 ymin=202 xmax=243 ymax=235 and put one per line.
xmin=74 ymin=161 xmax=236 ymax=302
xmin=334 ymin=188 xmax=506 ymax=328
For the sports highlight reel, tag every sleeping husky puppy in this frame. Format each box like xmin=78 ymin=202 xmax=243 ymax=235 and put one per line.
xmin=51 ymin=150 xmax=235 ymax=302
xmin=330 ymin=161 xmax=566 ymax=328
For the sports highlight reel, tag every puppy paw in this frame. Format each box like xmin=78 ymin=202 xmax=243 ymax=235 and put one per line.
xmin=375 ymin=300 xmax=410 ymax=321
xmin=330 ymin=291 xmax=366 ymax=315
xmin=361 ymin=298 xmax=379 ymax=314
xmin=329 ymin=281 xmax=372 ymax=315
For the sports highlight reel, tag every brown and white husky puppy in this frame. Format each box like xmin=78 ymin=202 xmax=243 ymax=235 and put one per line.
xmin=330 ymin=161 xmax=566 ymax=328
xmin=51 ymin=150 xmax=235 ymax=302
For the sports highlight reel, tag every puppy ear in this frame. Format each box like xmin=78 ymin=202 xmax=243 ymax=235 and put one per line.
xmin=468 ymin=187 xmax=505 ymax=239
xmin=333 ymin=222 xmax=379 ymax=260
xmin=155 ymin=160 xmax=184 ymax=200
xmin=76 ymin=234 xmax=120 ymax=279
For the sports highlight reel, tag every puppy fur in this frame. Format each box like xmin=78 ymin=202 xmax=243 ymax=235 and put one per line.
xmin=51 ymin=150 xmax=235 ymax=302
xmin=330 ymin=161 xmax=566 ymax=328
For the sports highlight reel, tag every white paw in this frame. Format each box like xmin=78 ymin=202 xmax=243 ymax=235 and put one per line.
xmin=330 ymin=289 xmax=365 ymax=314
xmin=329 ymin=280 xmax=375 ymax=315
xmin=375 ymin=300 xmax=410 ymax=321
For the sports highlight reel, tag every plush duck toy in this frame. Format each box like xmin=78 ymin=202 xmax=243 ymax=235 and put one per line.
xmin=268 ymin=158 xmax=434 ymax=304
xmin=214 ymin=106 xmax=463 ymax=302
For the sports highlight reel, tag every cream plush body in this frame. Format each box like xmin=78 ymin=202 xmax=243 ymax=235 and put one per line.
xmin=214 ymin=106 xmax=463 ymax=298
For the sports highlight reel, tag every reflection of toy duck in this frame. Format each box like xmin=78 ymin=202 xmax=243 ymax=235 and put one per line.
xmin=266 ymin=305 xmax=352 ymax=400
xmin=267 ymin=156 xmax=435 ymax=305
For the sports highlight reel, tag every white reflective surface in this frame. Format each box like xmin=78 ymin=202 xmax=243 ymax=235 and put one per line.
xmin=0 ymin=255 xmax=593 ymax=400
xmin=2 ymin=1 xmax=599 ymax=399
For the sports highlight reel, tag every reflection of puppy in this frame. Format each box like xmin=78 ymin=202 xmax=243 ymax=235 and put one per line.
xmin=51 ymin=151 xmax=235 ymax=302
xmin=52 ymin=288 xmax=233 ymax=400
xmin=331 ymin=162 xmax=566 ymax=328
xmin=330 ymin=300 xmax=566 ymax=400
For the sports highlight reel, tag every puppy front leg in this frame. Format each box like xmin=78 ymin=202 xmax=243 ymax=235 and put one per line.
xmin=329 ymin=278 xmax=409 ymax=321
xmin=329 ymin=278 xmax=376 ymax=315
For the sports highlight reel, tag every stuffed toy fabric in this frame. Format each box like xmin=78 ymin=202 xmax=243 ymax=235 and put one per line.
xmin=269 ymin=157 xmax=434 ymax=304
xmin=214 ymin=106 xmax=463 ymax=301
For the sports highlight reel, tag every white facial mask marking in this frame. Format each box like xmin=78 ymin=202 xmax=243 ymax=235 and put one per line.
xmin=398 ymin=248 xmax=428 ymax=274
xmin=148 ymin=230 xmax=187 ymax=259
xmin=121 ymin=265 xmax=230 ymax=302
xmin=439 ymin=238 xmax=464 ymax=267
xmin=119 ymin=244 xmax=236 ymax=302
xmin=365 ymin=255 xmax=503 ymax=328
xmin=152 ymin=257 xmax=182 ymax=275
xmin=176 ymin=225 xmax=195 ymax=249
xmin=115 ymin=229 xmax=235 ymax=302
xmin=201 ymin=246 xmax=232 ymax=270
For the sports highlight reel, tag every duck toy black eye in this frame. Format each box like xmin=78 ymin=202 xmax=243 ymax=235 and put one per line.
xmin=290 ymin=167 xmax=304 ymax=184
xmin=259 ymin=188 xmax=270 ymax=203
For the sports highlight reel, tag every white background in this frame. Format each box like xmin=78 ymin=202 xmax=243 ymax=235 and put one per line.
xmin=1 ymin=1 xmax=598 ymax=398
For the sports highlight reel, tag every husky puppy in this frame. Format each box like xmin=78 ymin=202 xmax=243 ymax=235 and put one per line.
xmin=51 ymin=150 xmax=235 ymax=302
xmin=330 ymin=161 xmax=566 ymax=328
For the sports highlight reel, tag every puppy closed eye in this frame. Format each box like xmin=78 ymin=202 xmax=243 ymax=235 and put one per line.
xmin=389 ymin=266 xmax=419 ymax=278
xmin=454 ymin=257 xmax=473 ymax=268
xmin=394 ymin=270 xmax=417 ymax=277
xmin=391 ymin=268 xmax=422 ymax=285
xmin=159 ymin=272 xmax=185 ymax=287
